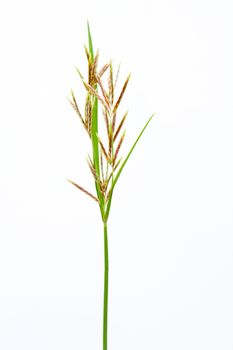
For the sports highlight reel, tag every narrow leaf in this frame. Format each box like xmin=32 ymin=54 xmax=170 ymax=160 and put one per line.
xmin=87 ymin=23 xmax=105 ymax=218
xmin=113 ymin=114 xmax=154 ymax=189
xmin=104 ymin=114 xmax=154 ymax=221
xmin=87 ymin=21 xmax=94 ymax=62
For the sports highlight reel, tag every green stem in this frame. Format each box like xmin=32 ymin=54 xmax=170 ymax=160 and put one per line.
xmin=103 ymin=221 xmax=109 ymax=350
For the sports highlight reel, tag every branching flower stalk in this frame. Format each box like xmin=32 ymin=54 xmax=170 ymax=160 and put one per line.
xmin=68 ymin=22 xmax=154 ymax=350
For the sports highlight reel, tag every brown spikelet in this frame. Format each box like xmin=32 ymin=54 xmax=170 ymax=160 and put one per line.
xmin=114 ymin=111 xmax=128 ymax=141
xmin=106 ymin=187 xmax=113 ymax=201
xmin=84 ymin=45 xmax=92 ymax=85
xmin=99 ymin=63 xmax=110 ymax=77
xmin=106 ymin=171 xmax=113 ymax=187
xmin=93 ymin=50 xmax=99 ymax=74
xmin=87 ymin=156 xmax=99 ymax=182
xmin=114 ymin=63 xmax=121 ymax=89
xmin=113 ymin=74 xmax=131 ymax=115
xmin=84 ymin=45 xmax=91 ymax=63
xmin=84 ymin=94 xmax=92 ymax=135
xmin=96 ymin=74 xmax=110 ymax=108
xmin=83 ymin=81 xmax=109 ymax=111
xmin=69 ymin=90 xmax=85 ymax=125
xmin=106 ymin=157 xmax=122 ymax=186
xmin=102 ymin=107 xmax=110 ymax=135
xmin=66 ymin=178 xmax=99 ymax=203
xmin=97 ymin=136 xmax=110 ymax=162
xmin=76 ymin=67 xmax=84 ymax=80
xmin=87 ymin=153 xmax=94 ymax=168
xmin=108 ymin=62 xmax=114 ymax=105
xmin=108 ymin=128 xmax=113 ymax=159
xmin=113 ymin=156 xmax=122 ymax=171
xmin=88 ymin=63 xmax=92 ymax=86
xmin=113 ymin=131 xmax=126 ymax=165
xmin=100 ymin=151 xmax=104 ymax=182
xmin=112 ymin=112 xmax=117 ymax=134
xmin=90 ymin=49 xmax=99 ymax=85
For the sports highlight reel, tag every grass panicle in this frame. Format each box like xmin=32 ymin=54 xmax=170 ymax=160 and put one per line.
xmin=67 ymin=23 xmax=154 ymax=350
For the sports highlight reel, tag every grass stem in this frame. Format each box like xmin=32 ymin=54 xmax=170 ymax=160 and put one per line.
xmin=103 ymin=221 xmax=109 ymax=350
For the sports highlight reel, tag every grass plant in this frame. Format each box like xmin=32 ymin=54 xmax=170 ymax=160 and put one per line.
xmin=68 ymin=22 xmax=154 ymax=350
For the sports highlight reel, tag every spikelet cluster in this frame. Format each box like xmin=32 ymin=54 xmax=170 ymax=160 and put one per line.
xmin=68 ymin=47 xmax=130 ymax=204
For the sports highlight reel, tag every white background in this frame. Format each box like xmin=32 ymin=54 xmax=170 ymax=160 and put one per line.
xmin=0 ymin=0 xmax=233 ymax=349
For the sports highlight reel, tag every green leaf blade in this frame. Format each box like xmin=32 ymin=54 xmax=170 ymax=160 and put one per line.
xmin=87 ymin=21 xmax=94 ymax=62
xmin=87 ymin=22 xmax=105 ymax=218
xmin=104 ymin=114 xmax=154 ymax=221
xmin=92 ymin=91 xmax=105 ymax=217
xmin=110 ymin=113 xmax=154 ymax=199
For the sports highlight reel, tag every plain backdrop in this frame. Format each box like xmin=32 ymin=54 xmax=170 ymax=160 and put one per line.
xmin=0 ymin=0 xmax=233 ymax=349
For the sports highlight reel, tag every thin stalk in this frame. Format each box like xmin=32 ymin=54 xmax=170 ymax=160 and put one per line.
xmin=103 ymin=221 xmax=109 ymax=350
